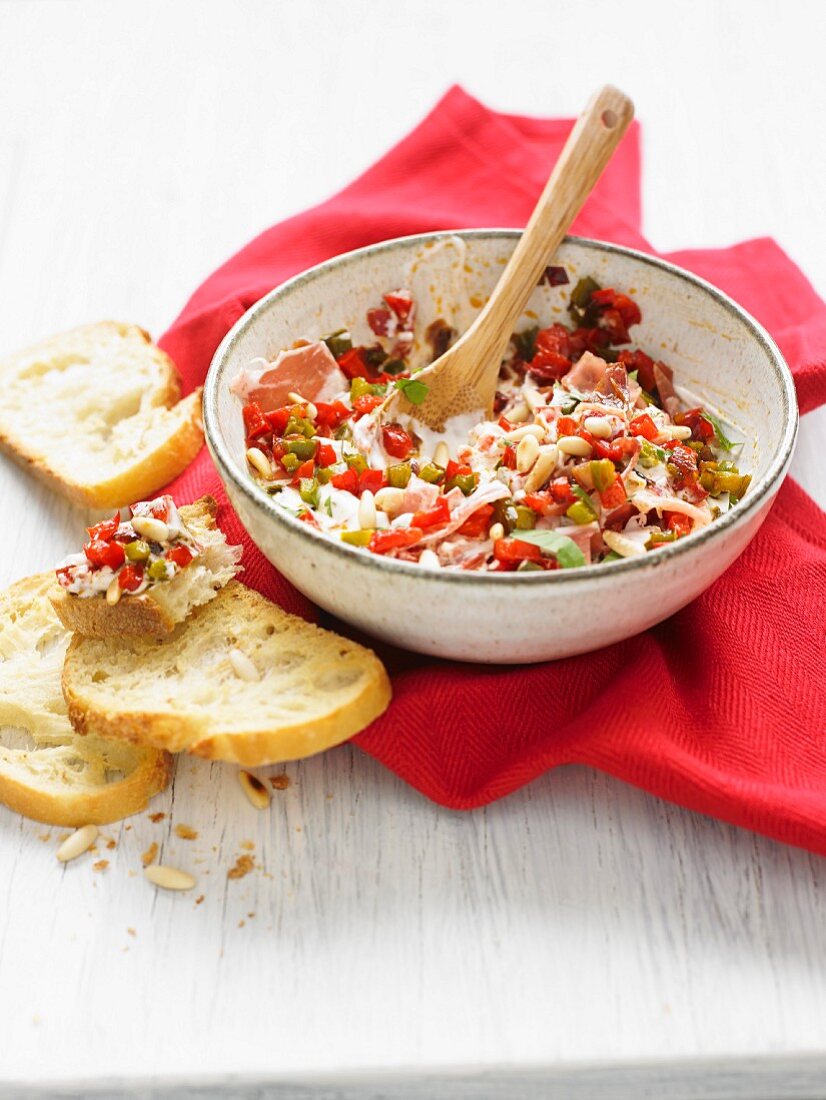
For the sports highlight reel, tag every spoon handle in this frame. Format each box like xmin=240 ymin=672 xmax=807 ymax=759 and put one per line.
xmin=466 ymin=85 xmax=634 ymax=385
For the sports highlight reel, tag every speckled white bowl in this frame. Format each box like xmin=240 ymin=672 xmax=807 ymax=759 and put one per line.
xmin=204 ymin=232 xmax=797 ymax=664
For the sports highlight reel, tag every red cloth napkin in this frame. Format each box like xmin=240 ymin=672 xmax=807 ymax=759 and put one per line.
xmin=162 ymin=87 xmax=826 ymax=855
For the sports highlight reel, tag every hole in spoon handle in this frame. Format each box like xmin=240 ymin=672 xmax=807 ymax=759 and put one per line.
xmin=601 ymin=108 xmax=618 ymax=128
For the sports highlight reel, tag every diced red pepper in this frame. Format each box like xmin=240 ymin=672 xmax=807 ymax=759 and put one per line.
xmin=368 ymin=527 xmax=423 ymax=554
xmin=297 ymin=509 xmax=320 ymax=528
xmin=314 ymin=400 xmax=351 ymax=429
xmin=557 ymin=416 xmax=577 ymax=437
xmin=445 ymin=460 xmax=473 ymax=481
xmin=498 ymin=416 xmax=514 ymax=431
xmin=383 ymin=289 xmax=414 ymax=324
xmin=675 ymin=407 xmax=715 ymax=443
xmin=528 ymin=324 xmax=573 ymax=381
xmin=337 ymin=348 xmax=371 ymax=380
xmin=381 ymin=424 xmax=414 ymax=460
xmin=549 ymin=477 xmax=577 ymax=505
xmin=598 ymin=307 xmax=631 ymax=345
xmin=599 ymin=477 xmax=627 ymax=510
xmin=592 ymin=437 xmax=625 ymax=463
xmin=523 ymin=492 xmax=568 ymax=517
xmin=591 ymin=289 xmax=642 ymax=336
xmin=457 ymin=503 xmax=494 ymax=538
xmin=84 ymin=538 xmax=126 ymax=571
xmin=86 ymin=512 xmax=121 ymax=542
xmin=331 ymin=468 xmax=359 ymax=494
xmin=493 ymin=537 xmax=544 ymax=564
xmin=242 ymin=401 xmax=270 ymax=439
xmin=367 ymin=307 xmax=394 ymax=337
xmin=359 ymin=468 xmax=385 ymax=495
xmin=293 ymin=459 xmax=315 ymax=483
xmin=118 ymin=562 xmax=144 ymax=591
xmin=665 ymin=511 xmax=693 ymax=538
xmin=629 ymin=413 xmax=659 ymax=441
xmin=617 ymin=348 xmax=657 ymax=393
xmin=352 ymin=394 xmax=384 ymax=419
xmin=411 ymin=497 xmax=450 ymax=529
xmin=264 ymin=406 xmax=292 ymax=435
xmin=500 ymin=445 xmax=517 ymax=470
xmin=316 ymin=443 xmax=337 ymax=467
xmin=165 ymin=545 xmax=194 ymax=569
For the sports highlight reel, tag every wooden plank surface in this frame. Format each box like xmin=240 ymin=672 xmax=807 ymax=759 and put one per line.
xmin=1 ymin=1 xmax=825 ymax=1096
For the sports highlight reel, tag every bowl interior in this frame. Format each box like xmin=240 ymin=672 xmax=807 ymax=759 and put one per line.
xmin=209 ymin=232 xmax=795 ymax=543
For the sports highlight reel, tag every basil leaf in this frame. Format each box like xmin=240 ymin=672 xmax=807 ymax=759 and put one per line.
xmin=511 ymin=529 xmax=586 ymax=569
xmin=395 ymin=378 xmax=428 ymax=405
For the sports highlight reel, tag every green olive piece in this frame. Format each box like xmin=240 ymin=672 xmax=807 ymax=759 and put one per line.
xmin=124 ymin=539 xmax=150 ymax=562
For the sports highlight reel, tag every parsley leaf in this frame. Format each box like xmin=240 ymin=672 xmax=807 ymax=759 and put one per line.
xmin=703 ymin=409 xmax=737 ymax=451
xmin=511 ymin=529 xmax=586 ymax=569
xmin=394 ymin=377 xmax=428 ymax=405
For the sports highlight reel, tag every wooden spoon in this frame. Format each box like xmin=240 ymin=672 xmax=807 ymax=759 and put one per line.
xmin=379 ymin=85 xmax=634 ymax=435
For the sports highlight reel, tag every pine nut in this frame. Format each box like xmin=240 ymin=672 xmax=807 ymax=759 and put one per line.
xmin=667 ymin=424 xmax=693 ymax=440
xmin=287 ymin=391 xmax=317 ymax=419
xmin=374 ymin=487 xmax=405 ymax=516
xmin=418 ymin=548 xmax=440 ymax=569
xmin=524 ymin=446 xmax=558 ymax=493
xmin=602 ymin=530 xmax=646 ymax=558
xmin=516 ymin=432 xmax=540 ymax=473
xmin=56 ymin=824 xmax=98 ymax=863
xmin=131 ymin=515 xmax=169 ymax=543
xmin=246 ymin=446 xmax=272 ymax=480
xmin=358 ymin=489 xmax=377 ymax=529
xmin=557 ymin=435 xmax=592 ymax=457
xmin=144 ymin=865 xmax=196 ymax=891
xmin=507 ymin=401 xmax=531 ymax=423
xmin=106 ymin=577 xmax=122 ymax=605
xmin=238 ymin=770 xmax=270 ymax=810
xmin=433 ymin=441 xmax=450 ymax=468
xmin=489 ymin=522 xmax=505 ymax=541
xmin=508 ymin=423 xmax=546 ymax=442
xmin=229 ymin=648 xmax=259 ymax=682
xmin=583 ymin=416 xmax=612 ymax=439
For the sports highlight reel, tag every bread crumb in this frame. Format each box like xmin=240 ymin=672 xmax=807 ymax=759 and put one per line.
xmin=227 ymin=854 xmax=255 ymax=880
xmin=269 ymin=774 xmax=290 ymax=790
xmin=247 ymin=912 xmax=255 ymax=919
xmin=148 ymin=812 xmax=166 ymax=823
xmin=195 ymin=895 xmax=205 ymax=906
xmin=238 ymin=919 xmax=246 ymax=928
xmin=174 ymin=824 xmax=199 ymax=841
xmin=106 ymin=839 xmax=116 ymax=850
xmin=141 ymin=842 xmax=158 ymax=867
xmin=240 ymin=840 xmax=255 ymax=851
xmin=127 ymin=928 xmax=136 ymax=937
xmin=92 ymin=860 xmax=109 ymax=873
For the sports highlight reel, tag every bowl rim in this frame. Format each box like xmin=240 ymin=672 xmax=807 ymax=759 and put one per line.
xmin=204 ymin=230 xmax=799 ymax=586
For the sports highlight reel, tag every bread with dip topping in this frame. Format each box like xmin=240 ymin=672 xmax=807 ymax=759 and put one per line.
xmin=0 ymin=572 xmax=171 ymax=825
xmin=0 ymin=321 xmax=204 ymax=508
xmin=62 ymin=582 xmax=393 ymax=766
xmin=50 ymin=495 xmax=242 ymax=638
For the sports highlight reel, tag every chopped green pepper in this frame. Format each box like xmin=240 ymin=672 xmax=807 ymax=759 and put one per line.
xmin=386 ymin=462 xmax=412 ymax=489
xmin=446 ymin=472 xmax=477 ymax=496
xmin=340 ymin=529 xmax=372 ymax=547
xmin=516 ymin=559 xmax=544 ymax=572
xmin=513 ymin=326 xmax=539 ymax=362
xmin=418 ymin=463 xmax=445 ymax=484
xmin=568 ymin=275 xmax=601 ymax=325
xmin=124 ymin=539 xmax=150 ymax=562
xmin=514 ymin=505 xmax=537 ymax=530
xmin=280 ymin=452 xmax=300 ymax=472
xmin=285 ymin=438 xmax=318 ymax=461
xmin=491 ymin=498 xmax=519 ymax=534
xmin=316 ymin=467 xmax=333 ymax=485
xmin=566 ymin=500 xmax=596 ymax=525
xmin=646 ymin=530 xmax=677 ymax=548
xmin=147 ymin=559 xmax=170 ymax=581
xmin=284 ymin=415 xmax=315 ymax=438
xmin=638 ymin=440 xmax=666 ymax=468
xmin=589 ymin=459 xmax=616 ymax=492
xmin=382 ymin=358 xmax=407 ymax=375
xmin=345 ymin=453 xmax=367 ymax=474
xmin=299 ymin=477 xmax=319 ymax=506
xmin=323 ymin=329 xmax=352 ymax=359
xmin=349 ymin=377 xmax=376 ymax=401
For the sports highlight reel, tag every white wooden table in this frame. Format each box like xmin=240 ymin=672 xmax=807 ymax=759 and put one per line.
xmin=2 ymin=2 xmax=826 ymax=1097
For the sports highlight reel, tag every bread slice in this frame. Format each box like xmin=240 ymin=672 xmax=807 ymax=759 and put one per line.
xmin=63 ymin=582 xmax=393 ymax=766
xmin=50 ymin=496 xmax=242 ymax=637
xmin=0 ymin=322 xmax=203 ymax=508
xmin=0 ymin=573 xmax=172 ymax=826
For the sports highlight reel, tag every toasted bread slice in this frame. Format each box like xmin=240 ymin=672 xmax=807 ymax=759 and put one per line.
xmin=0 ymin=573 xmax=172 ymax=826
xmin=63 ymin=582 xmax=392 ymax=766
xmin=50 ymin=496 xmax=242 ymax=638
xmin=0 ymin=322 xmax=203 ymax=508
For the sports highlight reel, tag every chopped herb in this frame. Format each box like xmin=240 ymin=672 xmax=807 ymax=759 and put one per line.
xmin=703 ymin=409 xmax=737 ymax=451
xmin=511 ymin=529 xmax=586 ymax=569
xmin=395 ymin=377 xmax=428 ymax=405
xmin=323 ymin=329 xmax=352 ymax=359
xmin=323 ymin=497 xmax=333 ymax=517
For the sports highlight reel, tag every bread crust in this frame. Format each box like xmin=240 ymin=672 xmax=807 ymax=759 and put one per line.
xmin=0 ymin=747 xmax=173 ymax=827
xmin=0 ymin=322 xmax=203 ymax=508
xmin=50 ymin=496 xmax=221 ymax=638
xmin=62 ymin=583 xmax=394 ymax=767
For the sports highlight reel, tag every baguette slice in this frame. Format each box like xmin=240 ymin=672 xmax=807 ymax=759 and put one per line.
xmin=0 ymin=573 xmax=172 ymax=826
xmin=50 ymin=496 xmax=242 ymax=637
xmin=0 ymin=321 xmax=203 ymax=508
xmin=63 ymin=582 xmax=393 ymax=766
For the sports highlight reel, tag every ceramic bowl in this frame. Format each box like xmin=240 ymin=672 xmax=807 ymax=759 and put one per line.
xmin=204 ymin=232 xmax=797 ymax=663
